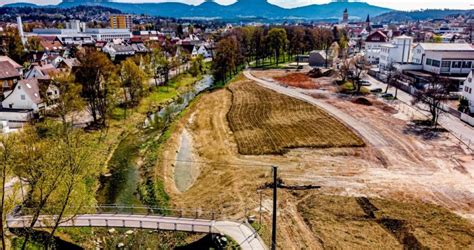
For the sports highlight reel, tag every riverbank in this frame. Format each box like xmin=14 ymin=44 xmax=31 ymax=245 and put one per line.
xmin=17 ymin=73 xmax=214 ymax=249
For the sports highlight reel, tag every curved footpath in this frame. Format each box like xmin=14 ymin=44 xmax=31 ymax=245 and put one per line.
xmin=7 ymin=214 xmax=267 ymax=250
xmin=243 ymin=70 xmax=389 ymax=147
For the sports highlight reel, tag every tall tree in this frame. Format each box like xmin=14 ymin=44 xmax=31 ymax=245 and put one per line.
xmin=320 ymin=28 xmax=335 ymax=68
xmin=120 ymin=58 xmax=147 ymax=107
xmin=4 ymin=27 xmax=25 ymax=64
xmin=49 ymin=72 xmax=85 ymax=128
xmin=0 ymin=134 xmax=18 ymax=250
xmin=267 ymin=28 xmax=288 ymax=66
xmin=75 ymin=50 xmax=117 ymax=127
xmin=44 ymin=130 xmax=99 ymax=247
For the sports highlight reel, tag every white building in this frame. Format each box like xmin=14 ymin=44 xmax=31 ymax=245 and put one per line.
xmin=461 ymin=70 xmax=474 ymax=113
xmin=411 ymin=43 xmax=474 ymax=76
xmin=192 ymin=44 xmax=212 ymax=58
xmin=2 ymin=79 xmax=44 ymax=111
xmin=364 ymin=31 xmax=389 ymax=65
xmin=379 ymin=35 xmax=413 ymax=70
xmin=85 ymin=29 xmax=132 ymax=42
xmin=30 ymin=27 xmax=131 ymax=44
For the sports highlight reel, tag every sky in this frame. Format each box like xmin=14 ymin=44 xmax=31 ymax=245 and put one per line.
xmin=0 ymin=0 xmax=472 ymax=11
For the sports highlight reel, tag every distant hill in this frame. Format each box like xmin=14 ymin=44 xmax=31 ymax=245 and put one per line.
xmin=4 ymin=0 xmax=392 ymax=20
xmin=3 ymin=2 xmax=43 ymax=8
xmin=291 ymin=1 xmax=390 ymax=20
xmin=373 ymin=9 xmax=474 ymax=23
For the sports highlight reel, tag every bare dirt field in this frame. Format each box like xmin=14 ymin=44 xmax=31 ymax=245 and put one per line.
xmin=158 ymin=72 xmax=474 ymax=249
xmin=227 ymin=79 xmax=364 ymax=155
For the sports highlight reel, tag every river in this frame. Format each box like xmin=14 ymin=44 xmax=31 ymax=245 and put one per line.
xmin=97 ymin=75 xmax=214 ymax=207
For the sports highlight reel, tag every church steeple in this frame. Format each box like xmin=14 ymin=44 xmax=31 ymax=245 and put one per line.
xmin=366 ymin=14 xmax=371 ymax=32
xmin=342 ymin=8 xmax=349 ymax=23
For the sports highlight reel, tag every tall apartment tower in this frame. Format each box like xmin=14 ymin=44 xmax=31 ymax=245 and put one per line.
xmin=110 ymin=15 xmax=132 ymax=30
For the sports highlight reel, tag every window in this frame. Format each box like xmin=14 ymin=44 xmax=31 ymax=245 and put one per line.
xmin=462 ymin=61 xmax=472 ymax=69
xmin=452 ymin=61 xmax=462 ymax=68
xmin=20 ymin=95 xmax=25 ymax=100
xmin=441 ymin=61 xmax=451 ymax=67
xmin=432 ymin=60 xmax=440 ymax=67
xmin=426 ymin=58 xmax=432 ymax=65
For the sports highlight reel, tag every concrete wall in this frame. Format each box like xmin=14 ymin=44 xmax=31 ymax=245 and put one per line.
xmin=461 ymin=113 xmax=474 ymax=127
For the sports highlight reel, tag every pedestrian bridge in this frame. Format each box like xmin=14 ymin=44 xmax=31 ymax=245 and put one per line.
xmin=7 ymin=205 xmax=267 ymax=250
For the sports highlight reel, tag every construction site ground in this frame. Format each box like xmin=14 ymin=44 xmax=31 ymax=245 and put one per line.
xmin=158 ymin=71 xmax=474 ymax=249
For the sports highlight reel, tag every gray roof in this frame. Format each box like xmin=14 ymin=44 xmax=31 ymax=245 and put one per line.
xmin=418 ymin=43 xmax=474 ymax=51
xmin=18 ymin=79 xmax=42 ymax=104
xmin=0 ymin=61 xmax=20 ymax=79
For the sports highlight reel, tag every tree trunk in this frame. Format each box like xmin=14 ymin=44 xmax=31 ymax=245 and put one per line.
xmin=0 ymin=154 xmax=7 ymax=250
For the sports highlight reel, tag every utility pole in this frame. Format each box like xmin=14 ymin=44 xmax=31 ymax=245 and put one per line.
xmin=271 ymin=166 xmax=278 ymax=250
xmin=258 ymin=189 xmax=263 ymax=226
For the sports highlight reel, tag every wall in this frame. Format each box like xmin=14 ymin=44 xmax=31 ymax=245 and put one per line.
xmin=461 ymin=113 xmax=474 ymax=127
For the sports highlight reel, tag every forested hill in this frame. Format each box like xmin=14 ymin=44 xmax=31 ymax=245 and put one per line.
xmin=3 ymin=0 xmax=391 ymax=21
xmin=0 ymin=6 xmax=122 ymax=22
xmin=373 ymin=9 xmax=474 ymax=23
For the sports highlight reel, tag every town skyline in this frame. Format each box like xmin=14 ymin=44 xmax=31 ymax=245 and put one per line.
xmin=0 ymin=0 xmax=473 ymax=11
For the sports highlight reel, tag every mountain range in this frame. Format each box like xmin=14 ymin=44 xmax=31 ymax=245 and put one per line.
xmin=4 ymin=0 xmax=392 ymax=21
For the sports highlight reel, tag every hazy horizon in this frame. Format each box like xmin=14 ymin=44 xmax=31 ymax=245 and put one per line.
xmin=0 ymin=0 xmax=473 ymax=11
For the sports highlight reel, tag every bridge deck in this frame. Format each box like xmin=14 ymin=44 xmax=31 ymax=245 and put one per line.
xmin=7 ymin=213 xmax=267 ymax=250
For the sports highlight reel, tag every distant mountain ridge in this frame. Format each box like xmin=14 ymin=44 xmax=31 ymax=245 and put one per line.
xmin=373 ymin=9 xmax=474 ymax=23
xmin=3 ymin=0 xmax=392 ymax=20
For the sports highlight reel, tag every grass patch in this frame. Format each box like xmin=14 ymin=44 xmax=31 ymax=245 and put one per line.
xmin=227 ymin=79 xmax=365 ymax=155
xmin=297 ymin=194 xmax=474 ymax=249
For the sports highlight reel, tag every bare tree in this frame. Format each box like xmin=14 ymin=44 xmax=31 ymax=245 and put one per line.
xmin=412 ymin=75 xmax=454 ymax=128
xmin=350 ymin=56 xmax=369 ymax=94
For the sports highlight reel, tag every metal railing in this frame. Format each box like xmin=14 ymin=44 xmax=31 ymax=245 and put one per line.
xmin=15 ymin=205 xmax=223 ymax=221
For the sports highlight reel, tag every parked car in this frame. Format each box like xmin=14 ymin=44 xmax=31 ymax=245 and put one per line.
xmin=370 ymin=88 xmax=383 ymax=93
xmin=359 ymin=80 xmax=371 ymax=86
xmin=381 ymin=93 xmax=394 ymax=99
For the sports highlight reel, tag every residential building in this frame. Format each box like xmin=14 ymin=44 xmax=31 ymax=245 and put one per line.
xmin=24 ymin=64 xmax=59 ymax=79
xmin=379 ymin=35 xmax=414 ymax=70
xmin=364 ymin=30 xmax=389 ymax=64
xmin=461 ymin=70 xmax=474 ymax=113
xmin=411 ymin=43 xmax=474 ymax=76
xmin=192 ymin=44 xmax=212 ymax=58
xmin=102 ymin=42 xmax=135 ymax=60
xmin=1 ymin=78 xmax=44 ymax=111
xmin=0 ymin=56 xmax=23 ymax=98
xmin=110 ymin=15 xmax=133 ymax=30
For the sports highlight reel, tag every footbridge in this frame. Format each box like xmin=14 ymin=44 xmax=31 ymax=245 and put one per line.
xmin=7 ymin=205 xmax=267 ymax=250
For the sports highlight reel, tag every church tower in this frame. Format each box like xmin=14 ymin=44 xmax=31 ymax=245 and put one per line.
xmin=366 ymin=14 xmax=371 ymax=32
xmin=342 ymin=8 xmax=349 ymax=23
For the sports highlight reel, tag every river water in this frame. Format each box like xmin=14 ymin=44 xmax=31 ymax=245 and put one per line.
xmin=98 ymin=75 xmax=214 ymax=206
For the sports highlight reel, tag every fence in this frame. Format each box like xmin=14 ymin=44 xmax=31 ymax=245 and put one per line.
xmin=16 ymin=205 xmax=224 ymax=221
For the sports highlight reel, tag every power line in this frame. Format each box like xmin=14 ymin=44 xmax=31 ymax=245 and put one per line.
xmin=158 ymin=157 xmax=277 ymax=168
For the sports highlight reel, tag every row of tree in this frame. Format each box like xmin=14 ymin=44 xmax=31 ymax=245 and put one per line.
xmin=53 ymin=47 xmax=204 ymax=128
xmin=212 ymin=25 xmax=348 ymax=83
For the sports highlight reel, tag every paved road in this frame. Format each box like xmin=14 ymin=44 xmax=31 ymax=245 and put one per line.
xmin=244 ymin=70 xmax=389 ymax=147
xmin=7 ymin=213 xmax=267 ymax=250
xmin=365 ymin=75 xmax=474 ymax=148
